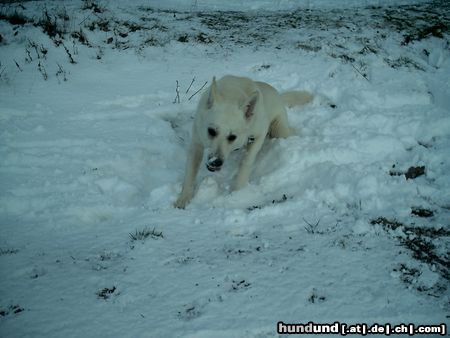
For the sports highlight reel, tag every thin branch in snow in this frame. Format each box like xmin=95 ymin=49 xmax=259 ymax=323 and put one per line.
xmin=173 ymin=80 xmax=180 ymax=104
xmin=79 ymin=11 xmax=95 ymax=26
xmin=14 ymin=60 xmax=23 ymax=72
xmin=188 ymin=81 xmax=208 ymax=101
xmin=56 ymin=63 xmax=67 ymax=82
xmin=303 ymin=217 xmax=321 ymax=234
xmin=0 ymin=63 xmax=5 ymax=78
xmin=38 ymin=61 xmax=48 ymax=80
xmin=185 ymin=77 xmax=195 ymax=94
xmin=351 ymin=63 xmax=370 ymax=83
xmin=25 ymin=48 xmax=32 ymax=63
xmin=62 ymin=42 xmax=76 ymax=64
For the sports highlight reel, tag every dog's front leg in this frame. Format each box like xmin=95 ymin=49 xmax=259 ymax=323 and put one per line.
xmin=232 ymin=136 xmax=265 ymax=191
xmin=174 ymin=139 xmax=204 ymax=209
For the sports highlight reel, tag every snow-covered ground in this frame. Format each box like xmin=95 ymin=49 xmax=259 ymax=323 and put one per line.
xmin=0 ymin=1 xmax=449 ymax=337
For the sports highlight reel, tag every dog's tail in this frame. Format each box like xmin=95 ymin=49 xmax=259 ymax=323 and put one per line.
xmin=281 ymin=91 xmax=313 ymax=108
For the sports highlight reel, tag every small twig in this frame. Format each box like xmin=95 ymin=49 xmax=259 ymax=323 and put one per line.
xmin=185 ymin=77 xmax=195 ymax=94
xmin=32 ymin=42 xmax=40 ymax=58
xmin=351 ymin=63 xmax=370 ymax=83
xmin=173 ymin=80 xmax=180 ymax=104
xmin=79 ymin=11 xmax=94 ymax=26
xmin=188 ymin=81 xmax=208 ymax=101
xmin=72 ymin=39 xmax=78 ymax=56
xmin=56 ymin=62 xmax=67 ymax=82
xmin=14 ymin=59 xmax=23 ymax=72
xmin=303 ymin=217 xmax=321 ymax=234
xmin=38 ymin=61 xmax=48 ymax=80
xmin=62 ymin=42 xmax=76 ymax=64
xmin=39 ymin=45 xmax=48 ymax=58
xmin=25 ymin=48 xmax=33 ymax=63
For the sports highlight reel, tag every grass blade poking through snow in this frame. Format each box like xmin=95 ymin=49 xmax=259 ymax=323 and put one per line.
xmin=129 ymin=227 xmax=164 ymax=242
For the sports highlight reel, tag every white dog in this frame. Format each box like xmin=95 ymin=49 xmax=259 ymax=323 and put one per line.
xmin=174 ymin=75 xmax=313 ymax=208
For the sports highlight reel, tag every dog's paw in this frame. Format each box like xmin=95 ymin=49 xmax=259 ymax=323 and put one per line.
xmin=173 ymin=194 xmax=191 ymax=209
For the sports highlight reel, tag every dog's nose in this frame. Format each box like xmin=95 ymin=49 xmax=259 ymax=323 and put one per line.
xmin=210 ymin=158 xmax=223 ymax=167
xmin=206 ymin=157 xmax=223 ymax=172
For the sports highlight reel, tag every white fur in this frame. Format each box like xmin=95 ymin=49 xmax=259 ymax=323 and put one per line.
xmin=174 ymin=75 xmax=312 ymax=208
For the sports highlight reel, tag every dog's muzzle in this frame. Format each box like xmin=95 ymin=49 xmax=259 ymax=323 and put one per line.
xmin=206 ymin=156 xmax=223 ymax=172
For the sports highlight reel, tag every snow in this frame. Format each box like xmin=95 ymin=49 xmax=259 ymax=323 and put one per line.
xmin=0 ymin=0 xmax=449 ymax=337
xmin=145 ymin=0 xmax=431 ymax=11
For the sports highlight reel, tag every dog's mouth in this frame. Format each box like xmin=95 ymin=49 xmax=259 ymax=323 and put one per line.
xmin=206 ymin=163 xmax=221 ymax=172
xmin=206 ymin=156 xmax=223 ymax=172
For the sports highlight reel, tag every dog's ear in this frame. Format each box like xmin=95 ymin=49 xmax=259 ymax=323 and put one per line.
xmin=242 ymin=91 xmax=259 ymax=121
xmin=207 ymin=76 xmax=218 ymax=109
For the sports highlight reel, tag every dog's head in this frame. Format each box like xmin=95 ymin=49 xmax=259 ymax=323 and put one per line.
xmin=201 ymin=77 xmax=259 ymax=172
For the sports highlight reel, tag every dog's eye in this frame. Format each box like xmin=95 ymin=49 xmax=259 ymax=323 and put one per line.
xmin=208 ymin=128 xmax=217 ymax=138
xmin=227 ymin=134 xmax=237 ymax=142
